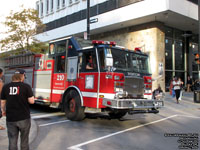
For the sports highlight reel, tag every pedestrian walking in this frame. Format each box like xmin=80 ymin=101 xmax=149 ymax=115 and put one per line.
xmin=187 ymin=75 xmax=192 ymax=92
xmin=0 ymin=69 xmax=34 ymax=150
xmin=0 ymin=68 xmax=5 ymax=130
xmin=173 ymin=77 xmax=181 ymax=104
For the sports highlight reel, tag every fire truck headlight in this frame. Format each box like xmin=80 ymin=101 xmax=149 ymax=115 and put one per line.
xmin=114 ymin=82 xmax=124 ymax=92
xmin=115 ymin=88 xmax=123 ymax=92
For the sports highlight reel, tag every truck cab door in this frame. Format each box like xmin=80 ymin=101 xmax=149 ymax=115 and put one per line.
xmin=78 ymin=49 xmax=100 ymax=108
xmin=51 ymin=39 xmax=67 ymax=104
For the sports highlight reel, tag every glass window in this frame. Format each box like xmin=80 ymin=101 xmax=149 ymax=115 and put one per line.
xmin=98 ymin=48 xmax=105 ymax=71
xmin=46 ymin=0 xmax=49 ymax=14
xmin=41 ymin=2 xmax=44 ymax=16
xmin=62 ymin=0 xmax=65 ymax=7
xmin=109 ymin=48 xmax=150 ymax=74
xmin=69 ymin=0 xmax=73 ymax=5
xmin=56 ymin=41 xmax=66 ymax=53
xmin=36 ymin=2 xmax=39 ymax=17
xmin=193 ymin=72 xmax=198 ymax=81
xmin=190 ymin=43 xmax=198 ymax=71
xmin=55 ymin=55 xmax=66 ymax=73
xmin=175 ymin=40 xmax=184 ymax=70
xmin=190 ymin=35 xmax=198 ymax=43
xmin=57 ymin=0 xmax=60 ymax=9
xmin=165 ymin=71 xmax=173 ymax=91
xmin=135 ymin=55 xmax=150 ymax=74
xmin=165 ymin=38 xmax=173 ymax=70
xmin=51 ymin=0 xmax=54 ymax=12
xmin=35 ymin=57 xmax=43 ymax=70
xmin=49 ymin=43 xmax=55 ymax=54
xmin=81 ymin=50 xmax=97 ymax=72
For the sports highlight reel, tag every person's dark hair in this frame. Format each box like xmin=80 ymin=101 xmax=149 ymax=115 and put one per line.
xmin=0 ymin=68 xmax=3 ymax=74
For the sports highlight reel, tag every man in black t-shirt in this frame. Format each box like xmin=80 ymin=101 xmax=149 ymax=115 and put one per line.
xmin=1 ymin=69 xmax=34 ymax=150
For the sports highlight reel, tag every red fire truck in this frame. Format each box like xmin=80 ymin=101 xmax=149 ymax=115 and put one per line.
xmin=4 ymin=37 xmax=164 ymax=121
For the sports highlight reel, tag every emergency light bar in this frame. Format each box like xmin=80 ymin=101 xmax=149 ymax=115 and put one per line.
xmin=92 ymin=40 xmax=116 ymax=46
xmin=134 ymin=47 xmax=142 ymax=52
xmin=92 ymin=40 xmax=104 ymax=45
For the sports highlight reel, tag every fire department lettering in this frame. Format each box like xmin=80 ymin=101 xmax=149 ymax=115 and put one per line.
xmin=9 ymin=87 xmax=20 ymax=95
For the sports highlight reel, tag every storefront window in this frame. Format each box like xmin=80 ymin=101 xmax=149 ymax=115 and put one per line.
xmin=175 ymin=40 xmax=184 ymax=70
xmin=193 ymin=72 xmax=198 ymax=81
xmin=165 ymin=71 xmax=173 ymax=91
xmin=165 ymin=26 xmax=186 ymax=90
xmin=175 ymin=72 xmax=185 ymax=85
xmin=190 ymin=43 xmax=198 ymax=71
xmin=165 ymin=38 xmax=173 ymax=70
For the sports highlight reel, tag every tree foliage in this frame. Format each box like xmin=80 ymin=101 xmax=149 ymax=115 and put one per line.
xmin=0 ymin=8 xmax=47 ymax=53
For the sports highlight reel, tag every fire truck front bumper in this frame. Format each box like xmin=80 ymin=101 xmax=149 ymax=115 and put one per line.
xmin=102 ymin=98 xmax=164 ymax=110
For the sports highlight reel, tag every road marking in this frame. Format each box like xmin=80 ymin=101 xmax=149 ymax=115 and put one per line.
xmin=178 ymin=115 xmax=200 ymax=119
xmin=67 ymin=115 xmax=178 ymax=150
xmin=39 ymin=120 xmax=70 ymax=127
xmin=31 ymin=112 xmax=65 ymax=119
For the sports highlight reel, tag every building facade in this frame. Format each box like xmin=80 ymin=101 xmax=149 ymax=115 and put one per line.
xmin=35 ymin=0 xmax=199 ymax=91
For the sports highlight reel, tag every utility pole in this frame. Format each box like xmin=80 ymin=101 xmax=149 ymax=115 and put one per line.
xmin=87 ymin=0 xmax=90 ymax=40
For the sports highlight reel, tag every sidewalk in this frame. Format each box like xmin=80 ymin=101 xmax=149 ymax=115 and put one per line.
xmin=0 ymin=117 xmax=38 ymax=150
xmin=165 ymin=91 xmax=194 ymax=100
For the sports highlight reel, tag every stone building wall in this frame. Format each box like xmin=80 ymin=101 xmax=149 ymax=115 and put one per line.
xmin=92 ymin=22 xmax=166 ymax=91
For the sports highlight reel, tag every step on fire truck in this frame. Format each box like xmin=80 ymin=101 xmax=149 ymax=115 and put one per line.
xmin=4 ymin=37 xmax=164 ymax=121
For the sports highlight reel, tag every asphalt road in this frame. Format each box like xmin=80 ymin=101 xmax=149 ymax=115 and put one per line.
xmin=29 ymin=93 xmax=200 ymax=150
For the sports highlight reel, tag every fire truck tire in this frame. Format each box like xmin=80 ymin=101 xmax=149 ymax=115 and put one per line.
xmin=108 ymin=110 xmax=127 ymax=119
xmin=64 ymin=90 xmax=85 ymax=121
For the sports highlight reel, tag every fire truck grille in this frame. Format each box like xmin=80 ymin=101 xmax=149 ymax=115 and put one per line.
xmin=124 ymin=77 xmax=144 ymax=98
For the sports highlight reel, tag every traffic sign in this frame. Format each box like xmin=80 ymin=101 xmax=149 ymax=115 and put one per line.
xmin=90 ymin=18 xmax=98 ymax=24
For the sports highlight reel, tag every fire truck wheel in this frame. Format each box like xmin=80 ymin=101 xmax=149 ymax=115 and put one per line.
xmin=64 ymin=90 xmax=85 ymax=121
xmin=108 ymin=110 xmax=127 ymax=119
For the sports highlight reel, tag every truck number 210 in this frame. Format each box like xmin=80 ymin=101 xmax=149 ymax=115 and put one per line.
xmin=57 ymin=74 xmax=64 ymax=81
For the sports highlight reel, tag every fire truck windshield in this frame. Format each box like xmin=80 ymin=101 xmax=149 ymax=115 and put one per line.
xmin=102 ymin=48 xmax=151 ymax=74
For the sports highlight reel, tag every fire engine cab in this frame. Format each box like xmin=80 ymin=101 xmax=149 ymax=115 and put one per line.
xmin=4 ymin=37 xmax=164 ymax=121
